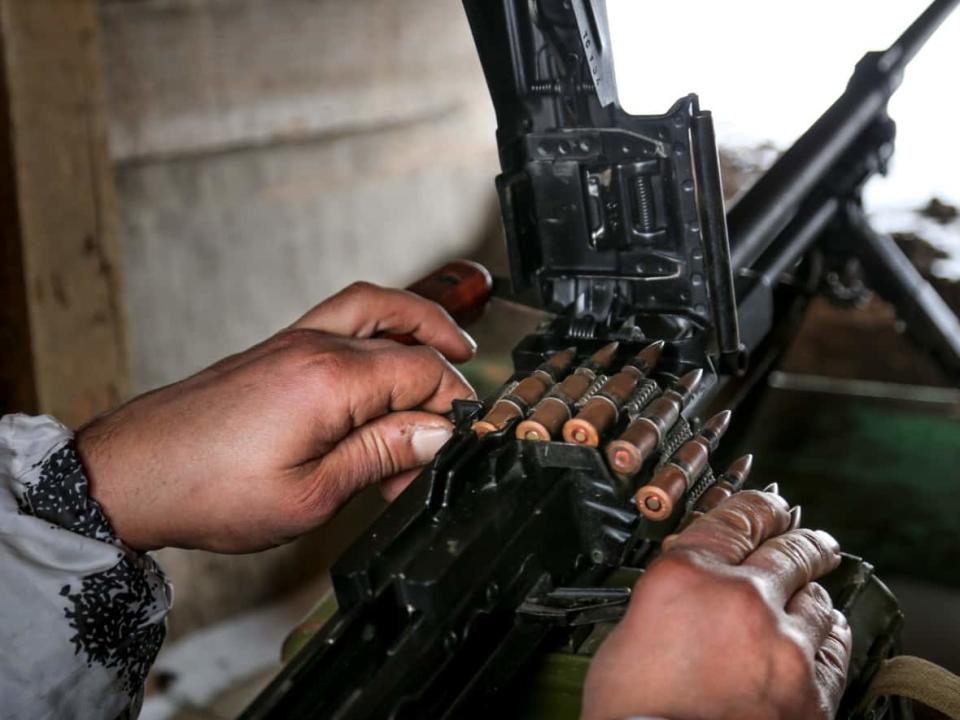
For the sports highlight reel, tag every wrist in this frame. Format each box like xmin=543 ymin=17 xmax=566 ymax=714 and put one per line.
xmin=76 ymin=415 xmax=162 ymax=552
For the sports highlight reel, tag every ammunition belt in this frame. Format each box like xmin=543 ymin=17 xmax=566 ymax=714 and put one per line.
xmin=500 ymin=392 xmax=532 ymax=415
xmin=686 ymin=463 xmax=718 ymax=509
xmin=656 ymin=418 xmax=693 ymax=468
xmin=655 ymin=419 xmax=718 ymax=507
xmin=575 ymin=374 xmax=608 ymax=408
xmin=491 ymin=380 xmax=522 ymax=411
xmin=539 ymin=385 xmax=579 ymax=414
xmin=624 ymin=379 xmax=661 ymax=420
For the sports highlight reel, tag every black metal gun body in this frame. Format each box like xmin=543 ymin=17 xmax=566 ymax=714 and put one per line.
xmin=467 ymin=0 xmax=742 ymax=375
xmin=244 ymin=408 xmax=649 ymax=718
xmin=731 ymin=0 xmax=960 ymax=372
xmin=242 ymin=2 xmax=958 ymax=718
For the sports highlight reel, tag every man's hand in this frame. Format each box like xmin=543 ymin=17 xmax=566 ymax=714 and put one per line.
xmin=76 ymin=282 xmax=477 ymax=553
xmin=582 ymin=491 xmax=851 ymax=720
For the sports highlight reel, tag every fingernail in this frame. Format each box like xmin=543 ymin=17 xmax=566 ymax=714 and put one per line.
xmin=788 ymin=505 xmax=802 ymax=530
xmin=763 ymin=482 xmax=780 ymax=495
xmin=459 ymin=328 xmax=478 ymax=354
xmin=814 ymin=529 xmax=841 ymax=554
xmin=412 ymin=426 xmax=453 ymax=464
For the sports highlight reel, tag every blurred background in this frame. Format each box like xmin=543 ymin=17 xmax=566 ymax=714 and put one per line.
xmin=0 ymin=1 xmax=957 ymax=717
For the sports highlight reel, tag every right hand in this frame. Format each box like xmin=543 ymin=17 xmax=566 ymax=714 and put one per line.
xmin=76 ymin=281 xmax=477 ymax=554
xmin=582 ymin=491 xmax=851 ymax=720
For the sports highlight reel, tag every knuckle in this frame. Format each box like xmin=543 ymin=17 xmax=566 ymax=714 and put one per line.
xmin=709 ymin=504 xmax=754 ymax=534
xmin=649 ymin=549 xmax=709 ymax=586
xmin=269 ymin=327 xmax=321 ymax=353
xmin=345 ymin=280 xmax=380 ymax=297
xmin=724 ymin=572 xmax=769 ymax=612
xmin=412 ymin=343 xmax=446 ymax=364
xmin=832 ymin=608 xmax=850 ymax=631
xmin=774 ymin=532 xmax=817 ymax=575
xmin=814 ymin=528 xmax=841 ymax=555
xmin=807 ymin=581 xmax=833 ymax=609
xmin=358 ymin=428 xmax=398 ymax=479
xmin=796 ymin=527 xmax=836 ymax=559
xmin=303 ymin=346 xmax=359 ymax=384
xmin=408 ymin=345 xmax=456 ymax=380
xmin=833 ymin=613 xmax=853 ymax=651
xmin=817 ymin=635 xmax=848 ymax=671
xmin=711 ymin=490 xmax=789 ymax=539
xmin=424 ymin=296 xmax=456 ymax=323
xmin=268 ymin=330 xmax=340 ymax=373
xmin=727 ymin=489 xmax=789 ymax=520
xmin=393 ymin=345 xmax=444 ymax=378
xmin=389 ymin=342 xmax=443 ymax=370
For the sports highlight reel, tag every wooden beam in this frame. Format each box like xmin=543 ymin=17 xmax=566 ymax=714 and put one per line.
xmin=0 ymin=0 xmax=128 ymax=427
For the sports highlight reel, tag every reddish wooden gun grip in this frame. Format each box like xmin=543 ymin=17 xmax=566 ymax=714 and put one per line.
xmin=383 ymin=260 xmax=493 ymax=345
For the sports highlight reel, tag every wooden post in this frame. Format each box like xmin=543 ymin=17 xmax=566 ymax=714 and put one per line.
xmin=0 ymin=0 xmax=128 ymax=427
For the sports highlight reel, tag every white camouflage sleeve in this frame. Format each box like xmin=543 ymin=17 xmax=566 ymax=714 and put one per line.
xmin=0 ymin=414 xmax=172 ymax=720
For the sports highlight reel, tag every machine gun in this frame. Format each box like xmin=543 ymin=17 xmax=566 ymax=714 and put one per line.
xmin=242 ymin=2 xmax=959 ymax=718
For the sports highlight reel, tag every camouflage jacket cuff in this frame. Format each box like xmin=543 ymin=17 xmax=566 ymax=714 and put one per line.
xmin=0 ymin=413 xmax=171 ymax=719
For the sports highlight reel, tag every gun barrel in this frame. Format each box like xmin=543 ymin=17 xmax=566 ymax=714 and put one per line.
xmin=728 ymin=0 xmax=958 ymax=273
xmin=888 ymin=0 xmax=960 ymax=71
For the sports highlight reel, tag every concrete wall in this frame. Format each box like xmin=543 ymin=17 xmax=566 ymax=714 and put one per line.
xmin=98 ymin=0 xmax=499 ymax=637
xmin=101 ymin=0 xmax=498 ymax=393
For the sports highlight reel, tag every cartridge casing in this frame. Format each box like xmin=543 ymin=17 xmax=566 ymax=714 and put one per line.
xmin=473 ymin=374 xmax=550 ymax=435
xmin=473 ymin=349 xmax=575 ymax=436
xmin=696 ymin=455 xmax=753 ymax=513
xmin=604 ymin=368 xmax=702 ymax=476
xmin=516 ymin=341 xmax=619 ymax=441
xmin=562 ymin=342 xmax=664 ymax=447
xmin=635 ymin=410 xmax=731 ymax=520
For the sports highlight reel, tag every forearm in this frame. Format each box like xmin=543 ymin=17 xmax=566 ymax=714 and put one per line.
xmin=0 ymin=413 xmax=171 ymax=720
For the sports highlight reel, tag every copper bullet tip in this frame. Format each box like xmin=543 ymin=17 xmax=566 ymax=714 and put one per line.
xmin=677 ymin=367 xmax=704 ymax=394
xmin=635 ymin=340 xmax=666 ymax=371
xmin=589 ymin=341 xmax=620 ymax=368
xmin=548 ymin=347 xmax=577 ymax=370
xmin=726 ymin=454 xmax=754 ymax=483
xmin=703 ymin=409 xmax=733 ymax=437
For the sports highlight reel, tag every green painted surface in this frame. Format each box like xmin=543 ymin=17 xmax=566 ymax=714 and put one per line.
xmin=281 ymin=592 xmax=338 ymax=663
xmin=513 ymin=652 xmax=591 ymax=719
xmin=725 ymin=388 xmax=960 ymax=586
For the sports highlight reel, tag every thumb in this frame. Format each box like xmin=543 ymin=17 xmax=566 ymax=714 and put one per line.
xmin=310 ymin=411 xmax=453 ymax=514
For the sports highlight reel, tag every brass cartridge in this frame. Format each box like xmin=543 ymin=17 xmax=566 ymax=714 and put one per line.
xmin=605 ymin=368 xmax=703 ymax=477
xmin=635 ymin=410 xmax=732 ymax=521
xmin=562 ymin=341 xmax=665 ymax=447
xmin=472 ymin=348 xmax=576 ymax=436
xmin=516 ymin=342 xmax=619 ymax=441
xmin=695 ymin=454 xmax=754 ymax=513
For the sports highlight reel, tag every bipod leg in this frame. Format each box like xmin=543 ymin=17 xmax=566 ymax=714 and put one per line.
xmin=843 ymin=201 xmax=960 ymax=377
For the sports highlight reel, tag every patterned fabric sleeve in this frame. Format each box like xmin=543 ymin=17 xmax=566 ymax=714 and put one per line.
xmin=0 ymin=413 xmax=172 ymax=720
